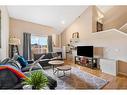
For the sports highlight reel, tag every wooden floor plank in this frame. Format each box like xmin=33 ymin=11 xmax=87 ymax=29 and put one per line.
xmin=64 ymin=60 xmax=127 ymax=89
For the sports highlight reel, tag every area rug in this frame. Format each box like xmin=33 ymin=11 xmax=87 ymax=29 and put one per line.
xmin=44 ymin=67 xmax=108 ymax=89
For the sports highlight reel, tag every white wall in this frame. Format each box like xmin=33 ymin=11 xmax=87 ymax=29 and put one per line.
xmin=61 ymin=6 xmax=127 ymax=75
xmin=62 ymin=6 xmax=127 ymax=62
xmin=62 ymin=7 xmax=92 ymax=45
xmin=91 ymin=29 xmax=127 ymax=61
xmin=0 ymin=6 xmax=9 ymax=60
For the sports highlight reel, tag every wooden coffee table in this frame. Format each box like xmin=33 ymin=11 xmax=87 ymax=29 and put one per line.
xmin=56 ymin=65 xmax=71 ymax=77
xmin=48 ymin=60 xmax=64 ymax=74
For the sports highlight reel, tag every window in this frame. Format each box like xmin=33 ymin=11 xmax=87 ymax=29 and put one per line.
xmin=31 ymin=36 xmax=48 ymax=58
xmin=31 ymin=36 xmax=48 ymax=46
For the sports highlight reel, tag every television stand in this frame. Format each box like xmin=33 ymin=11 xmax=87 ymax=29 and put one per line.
xmin=75 ymin=56 xmax=99 ymax=69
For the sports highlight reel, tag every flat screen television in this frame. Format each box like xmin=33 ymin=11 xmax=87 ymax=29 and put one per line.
xmin=77 ymin=46 xmax=93 ymax=57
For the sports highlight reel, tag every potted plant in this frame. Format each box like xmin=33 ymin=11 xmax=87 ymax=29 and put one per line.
xmin=23 ymin=71 xmax=48 ymax=90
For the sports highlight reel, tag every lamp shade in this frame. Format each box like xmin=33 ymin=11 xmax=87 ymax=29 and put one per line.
xmin=9 ymin=37 xmax=21 ymax=45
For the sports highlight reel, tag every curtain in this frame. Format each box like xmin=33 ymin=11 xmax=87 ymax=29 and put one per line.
xmin=23 ymin=32 xmax=31 ymax=60
xmin=48 ymin=36 xmax=53 ymax=52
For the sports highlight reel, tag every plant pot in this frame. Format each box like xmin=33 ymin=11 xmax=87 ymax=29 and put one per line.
xmin=32 ymin=86 xmax=36 ymax=90
xmin=23 ymin=85 xmax=33 ymax=90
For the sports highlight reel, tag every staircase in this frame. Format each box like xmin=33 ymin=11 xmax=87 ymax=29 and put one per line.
xmin=92 ymin=22 xmax=127 ymax=75
xmin=93 ymin=22 xmax=127 ymax=35
xmin=91 ymin=27 xmax=127 ymax=62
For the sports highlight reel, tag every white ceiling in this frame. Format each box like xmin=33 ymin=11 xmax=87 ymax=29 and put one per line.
xmin=7 ymin=6 xmax=88 ymax=33
xmin=97 ymin=6 xmax=114 ymax=14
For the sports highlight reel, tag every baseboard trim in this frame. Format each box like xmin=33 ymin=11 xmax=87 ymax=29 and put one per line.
xmin=118 ymin=72 xmax=127 ymax=76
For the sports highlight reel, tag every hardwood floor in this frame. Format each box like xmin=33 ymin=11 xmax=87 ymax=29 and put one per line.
xmin=64 ymin=60 xmax=127 ymax=89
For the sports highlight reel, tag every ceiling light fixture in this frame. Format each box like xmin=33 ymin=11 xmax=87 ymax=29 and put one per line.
xmin=61 ymin=20 xmax=65 ymax=24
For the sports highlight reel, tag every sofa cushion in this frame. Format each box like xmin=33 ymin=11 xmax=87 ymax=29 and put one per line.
xmin=52 ymin=53 xmax=58 ymax=58
xmin=0 ymin=69 xmax=19 ymax=89
xmin=7 ymin=59 xmax=22 ymax=69
xmin=0 ymin=59 xmax=21 ymax=70
xmin=46 ymin=75 xmax=57 ymax=89
xmin=34 ymin=53 xmax=53 ymax=60
xmin=21 ymin=64 xmax=42 ymax=72
xmin=34 ymin=54 xmax=45 ymax=60
xmin=17 ymin=56 xmax=28 ymax=68
xmin=46 ymin=53 xmax=53 ymax=59
xmin=40 ymin=53 xmax=53 ymax=59
xmin=0 ymin=58 xmax=11 ymax=65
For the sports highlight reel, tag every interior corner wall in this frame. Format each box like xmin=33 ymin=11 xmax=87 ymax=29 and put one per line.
xmin=0 ymin=6 xmax=9 ymax=60
xmin=103 ymin=6 xmax=127 ymax=30
xmin=52 ymin=34 xmax=61 ymax=47
xmin=61 ymin=6 xmax=93 ymax=46
xmin=92 ymin=6 xmax=104 ymax=33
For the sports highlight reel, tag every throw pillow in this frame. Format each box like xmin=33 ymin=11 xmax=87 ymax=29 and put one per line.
xmin=6 ymin=59 xmax=21 ymax=70
xmin=15 ymin=61 xmax=22 ymax=69
xmin=0 ymin=58 xmax=11 ymax=65
xmin=17 ymin=56 xmax=28 ymax=68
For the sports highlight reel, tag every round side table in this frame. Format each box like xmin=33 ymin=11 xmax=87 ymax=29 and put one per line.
xmin=56 ymin=65 xmax=71 ymax=77
xmin=48 ymin=60 xmax=64 ymax=74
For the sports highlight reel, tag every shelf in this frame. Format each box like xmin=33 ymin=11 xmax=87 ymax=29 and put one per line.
xmin=75 ymin=56 xmax=99 ymax=69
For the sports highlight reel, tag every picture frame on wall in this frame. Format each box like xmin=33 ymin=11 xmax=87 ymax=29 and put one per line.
xmin=96 ymin=21 xmax=103 ymax=32
xmin=72 ymin=32 xmax=79 ymax=38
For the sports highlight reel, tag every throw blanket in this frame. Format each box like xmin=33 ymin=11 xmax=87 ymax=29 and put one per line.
xmin=0 ymin=65 xmax=26 ymax=79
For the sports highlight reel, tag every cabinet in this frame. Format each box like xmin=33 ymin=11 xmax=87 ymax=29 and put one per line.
xmin=100 ymin=59 xmax=118 ymax=76
xmin=75 ymin=56 xmax=99 ymax=69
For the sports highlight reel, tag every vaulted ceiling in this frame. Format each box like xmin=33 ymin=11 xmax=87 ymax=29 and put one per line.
xmin=7 ymin=6 xmax=114 ymax=33
xmin=7 ymin=6 xmax=88 ymax=33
